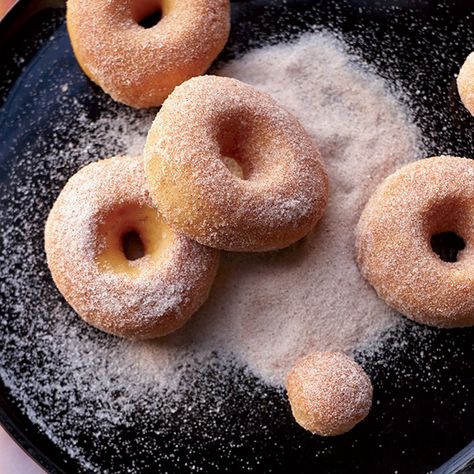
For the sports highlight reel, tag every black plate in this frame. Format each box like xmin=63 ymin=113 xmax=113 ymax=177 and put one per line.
xmin=1 ymin=1 xmax=474 ymax=473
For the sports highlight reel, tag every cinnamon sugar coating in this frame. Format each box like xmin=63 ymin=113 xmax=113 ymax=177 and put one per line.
xmin=66 ymin=0 xmax=230 ymax=108
xmin=458 ymin=52 xmax=474 ymax=116
xmin=286 ymin=352 xmax=373 ymax=436
xmin=44 ymin=156 xmax=219 ymax=340
xmin=144 ymin=75 xmax=329 ymax=252
xmin=356 ymin=156 xmax=474 ymax=328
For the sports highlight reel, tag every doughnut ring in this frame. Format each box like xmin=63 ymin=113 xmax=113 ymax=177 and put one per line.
xmin=458 ymin=52 xmax=474 ymax=116
xmin=45 ymin=155 xmax=219 ymax=339
xmin=144 ymin=75 xmax=329 ymax=252
xmin=66 ymin=0 xmax=231 ymax=108
xmin=356 ymin=156 xmax=474 ymax=328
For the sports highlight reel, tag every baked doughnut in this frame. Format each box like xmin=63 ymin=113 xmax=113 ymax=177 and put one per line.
xmin=66 ymin=0 xmax=230 ymax=108
xmin=286 ymin=352 xmax=373 ymax=436
xmin=144 ymin=75 xmax=329 ymax=252
xmin=356 ymin=156 xmax=474 ymax=328
xmin=458 ymin=52 xmax=474 ymax=116
xmin=45 ymin=156 xmax=219 ymax=340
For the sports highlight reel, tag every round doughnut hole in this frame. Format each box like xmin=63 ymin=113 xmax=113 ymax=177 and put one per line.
xmin=138 ymin=10 xmax=162 ymax=28
xmin=217 ymin=128 xmax=246 ymax=178
xmin=132 ymin=0 xmax=162 ymax=29
xmin=430 ymin=232 xmax=465 ymax=262
xmin=96 ymin=204 xmax=174 ymax=275
xmin=121 ymin=230 xmax=145 ymax=261
xmin=216 ymin=115 xmax=275 ymax=180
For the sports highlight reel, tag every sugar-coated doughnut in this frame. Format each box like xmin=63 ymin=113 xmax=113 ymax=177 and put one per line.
xmin=458 ymin=52 xmax=474 ymax=116
xmin=357 ymin=156 xmax=474 ymax=328
xmin=286 ymin=352 xmax=373 ymax=436
xmin=45 ymin=156 xmax=219 ymax=340
xmin=66 ymin=0 xmax=230 ymax=108
xmin=144 ymin=75 xmax=329 ymax=252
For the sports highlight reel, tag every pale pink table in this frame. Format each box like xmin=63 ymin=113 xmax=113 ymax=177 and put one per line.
xmin=0 ymin=426 xmax=45 ymax=473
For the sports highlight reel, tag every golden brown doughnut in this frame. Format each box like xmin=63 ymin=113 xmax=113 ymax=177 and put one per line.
xmin=45 ymin=156 xmax=219 ymax=340
xmin=144 ymin=75 xmax=329 ymax=252
xmin=66 ymin=0 xmax=230 ymax=108
xmin=356 ymin=156 xmax=474 ymax=328
xmin=286 ymin=352 xmax=373 ymax=436
xmin=458 ymin=52 xmax=474 ymax=116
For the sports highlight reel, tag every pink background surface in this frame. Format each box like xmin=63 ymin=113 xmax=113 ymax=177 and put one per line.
xmin=0 ymin=426 xmax=45 ymax=473
xmin=0 ymin=0 xmax=16 ymax=18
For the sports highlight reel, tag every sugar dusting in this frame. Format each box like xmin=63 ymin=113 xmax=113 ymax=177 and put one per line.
xmin=0 ymin=31 xmax=425 ymax=470
xmin=212 ymin=32 xmax=422 ymax=383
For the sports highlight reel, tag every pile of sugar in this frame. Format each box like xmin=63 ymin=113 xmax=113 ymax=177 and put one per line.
xmin=84 ymin=31 xmax=424 ymax=386
xmin=0 ymin=30 xmax=425 ymax=470
xmin=205 ymin=31 xmax=422 ymax=383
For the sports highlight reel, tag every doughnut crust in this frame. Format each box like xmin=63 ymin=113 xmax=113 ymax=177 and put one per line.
xmin=66 ymin=0 xmax=230 ymax=108
xmin=286 ymin=352 xmax=373 ymax=436
xmin=458 ymin=52 xmax=474 ymax=116
xmin=45 ymin=156 xmax=219 ymax=340
xmin=144 ymin=75 xmax=329 ymax=252
xmin=356 ymin=156 xmax=474 ymax=328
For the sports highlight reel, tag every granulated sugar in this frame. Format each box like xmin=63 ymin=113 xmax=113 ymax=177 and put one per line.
xmin=0 ymin=28 xmax=427 ymax=471
xmin=207 ymin=32 xmax=422 ymax=383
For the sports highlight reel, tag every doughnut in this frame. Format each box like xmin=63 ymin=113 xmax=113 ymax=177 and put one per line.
xmin=356 ymin=156 xmax=474 ymax=328
xmin=66 ymin=0 xmax=230 ymax=108
xmin=286 ymin=352 xmax=373 ymax=436
xmin=458 ymin=52 xmax=474 ymax=116
xmin=45 ymin=156 xmax=219 ymax=340
xmin=144 ymin=75 xmax=329 ymax=252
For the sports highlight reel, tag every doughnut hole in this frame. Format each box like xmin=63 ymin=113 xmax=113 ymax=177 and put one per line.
xmin=286 ymin=352 xmax=373 ymax=436
xmin=430 ymin=232 xmax=465 ymax=263
xmin=424 ymin=198 xmax=468 ymax=263
xmin=121 ymin=230 xmax=145 ymax=260
xmin=96 ymin=204 xmax=174 ymax=276
xmin=216 ymin=117 xmax=250 ymax=179
xmin=215 ymin=112 xmax=284 ymax=182
xmin=131 ymin=0 xmax=163 ymax=29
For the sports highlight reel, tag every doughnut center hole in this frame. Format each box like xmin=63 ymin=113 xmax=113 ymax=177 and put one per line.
xmin=217 ymin=114 xmax=277 ymax=181
xmin=122 ymin=230 xmax=145 ymax=261
xmin=218 ymin=123 xmax=251 ymax=180
xmin=96 ymin=204 xmax=175 ymax=276
xmin=132 ymin=0 xmax=162 ymax=28
xmin=138 ymin=9 xmax=162 ymax=28
xmin=430 ymin=232 xmax=465 ymax=263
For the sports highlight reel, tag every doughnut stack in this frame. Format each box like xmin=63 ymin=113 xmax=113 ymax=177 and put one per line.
xmin=47 ymin=0 xmax=328 ymax=340
xmin=45 ymin=0 xmax=474 ymax=439
xmin=45 ymin=75 xmax=329 ymax=339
